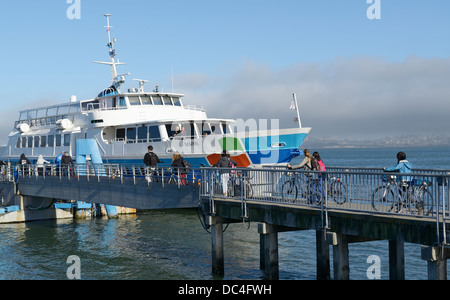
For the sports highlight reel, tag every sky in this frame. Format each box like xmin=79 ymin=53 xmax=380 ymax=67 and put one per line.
xmin=0 ymin=0 xmax=449 ymax=145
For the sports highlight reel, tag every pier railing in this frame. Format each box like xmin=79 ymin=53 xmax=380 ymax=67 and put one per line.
xmin=3 ymin=163 xmax=449 ymax=221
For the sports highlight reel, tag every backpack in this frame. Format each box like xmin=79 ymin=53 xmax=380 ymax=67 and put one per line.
xmin=183 ymin=159 xmax=191 ymax=173
xmin=310 ymin=158 xmax=320 ymax=171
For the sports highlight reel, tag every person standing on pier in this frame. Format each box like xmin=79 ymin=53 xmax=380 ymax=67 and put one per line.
xmin=313 ymin=151 xmax=326 ymax=171
xmin=171 ymin=152 xmax=190 ymax=185
xmin=144 ymin=145 xmax=162 ymax=182
xmin=215 ymin=150 xmax=238 ymax=196
xmin=287 ymin=149 xmax=319 ymax=171
xmin=383 ymin=151 xmax=412 ymax=182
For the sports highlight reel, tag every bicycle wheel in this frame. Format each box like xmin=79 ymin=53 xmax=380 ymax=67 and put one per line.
xmin=329 ymin=180 xmax=347 ymax=205
xmin=281 ymin=180 xmax=297 ymax=203
xmin=245 ymin=181 xmax=253 ymax=198
xmin=308 ymin=180 xmax=322 ymax=206
xmin=371 ymin=185 xmax=395 ymax=212
xmin=411 ymin=187 xmax=433 ymax=216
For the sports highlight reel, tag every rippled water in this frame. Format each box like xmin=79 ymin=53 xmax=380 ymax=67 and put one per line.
xmin=0 ymin=147 xmax=449 ymax=280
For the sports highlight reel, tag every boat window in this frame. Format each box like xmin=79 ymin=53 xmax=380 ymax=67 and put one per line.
xmin=27 ymin=137 xmax=33 ymax=148
xmin=46 ymin=117 xmax=56 ymax=126
xmin=27 ymin=111 xmax=36 ymax=120
xmin=172 ymin=97 xmax=181 ymax=106
xmin=116 ymin=97 xmax=127 ymax=107
xmin=69 ymin=103 xmax=81 ymax=114
xmin=82 ymin=100 xmax=100 ymax=111
xmin=222 ymin=123 xmax=231 ymax=134
xmin=16 ymin=137 xmax=20 ymax=148
xmin=34 ymin=136 xmax=40 ymax=148
xmin=140 ymin=96 xmax=152 ymax=105
xmin=36 ymin=109 xmax=46 ymax=118
xmin=209 ymin=124 xmax=220 ymax=135
xmin=21 ymin=137 xmax=26 ymax=148
xmin=47 ymin=107 xmax=57 ymax=116
xmin=180 ymin=122 xmax=196 ymax=139
xmin=126 ymin=128 xmax=136 ymax=143
xmin=58 ymin=106 xmax=69 ymax=115
xmin=64 ymin=134 xmax=70 ymax=147
xmin=40 ymin=136 xmax=46 ymax=148
xmin=201 ymin=122 xmax=211 ymax=135
xmin=163 ymin=96 xmax=172 ymax=106
xmin=149 ymin=126 xmax=161 ymax=142
xmin=152 ymin=95 xmax=163 ymax=105
xmin=48 ymin=135 xmax=54 ymax=147
xmin=128 ymin=96 xmax=141 ymax=106
xmin=55 ymin=134 xmax=62 ymax=147
xmin=165 ymin=124 xmax=177 ymax=138
xmin=116 ymin=128 xmax=125 ymax=141
xmin=137 ymin=126 xmax=147 ymax=143
xmin=19 ymin=112 xmax=27 ymax=121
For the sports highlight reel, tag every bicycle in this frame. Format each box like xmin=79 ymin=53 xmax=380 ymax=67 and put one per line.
xmin=164 ymin=168 xmax=187 ymax=186
xmin=371 ymin=175 xmax=433 ymax=216
xmin=281 ymin=171 xmax=322 ymax=205
xmin=281 ymin=172 xmax=301 ymax=203
xmin=327 ymin=176 xmax=347 ymax=205
xmin=227 ymin=171 xmax=253 ymax=198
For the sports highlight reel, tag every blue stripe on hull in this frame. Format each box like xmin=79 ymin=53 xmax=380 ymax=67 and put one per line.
xmin=105 ymin=156 xmax=210 ymax=167
xmin=247 ymin=149 xmax=301 ymax=165
xmin=242 ymin=133 xmax=307 ymax=165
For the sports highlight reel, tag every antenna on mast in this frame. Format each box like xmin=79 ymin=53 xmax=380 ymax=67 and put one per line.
xmin=133 ymin=79 xmax=149 ymax=92
xmin=93 ymin=14 xmax=128 ymax=91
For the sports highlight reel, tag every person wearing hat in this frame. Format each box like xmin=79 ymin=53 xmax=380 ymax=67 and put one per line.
xmin=215 ymin=150 xmax=238 ymax=196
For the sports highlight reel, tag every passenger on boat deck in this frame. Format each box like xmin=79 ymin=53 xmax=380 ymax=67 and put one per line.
xmin=36 ymin=155 xmax=50 ymax=176
xmin=144 ymin=145 xmax=162 ymax=167
xmin=19 ymin=153 xmax=31 ymax=166
xmin=61 ymin=152 xmax=74 ymax=176
xmin=173 ymin=126 xmax=184 ymax=137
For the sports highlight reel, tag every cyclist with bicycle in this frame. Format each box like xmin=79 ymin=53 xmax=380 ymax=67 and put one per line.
xmin=287 ymin=149 xmax=319 ymax=171
xmin=170 ymin=152 xmax=190 ymax=185
xmin=383 ymin=152 xmax=412 ymax=182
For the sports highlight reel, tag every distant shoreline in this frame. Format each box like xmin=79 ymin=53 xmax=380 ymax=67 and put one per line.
xmin=302 ymin=135 xmax=450 ymax=150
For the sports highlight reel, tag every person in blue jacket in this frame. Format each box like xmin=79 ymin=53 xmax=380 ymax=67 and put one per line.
xmin=55 ymin=152 xmax=63 ymax=176
xmin=383 ymin=151 xmax=412 ymax=182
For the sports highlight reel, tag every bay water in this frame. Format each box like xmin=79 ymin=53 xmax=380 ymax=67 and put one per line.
xmin=1 ymin=147 xmax=449 ymax=280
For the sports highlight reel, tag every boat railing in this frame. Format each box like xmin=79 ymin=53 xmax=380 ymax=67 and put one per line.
xmin=184 ymin=105 xmax=205 ymax=112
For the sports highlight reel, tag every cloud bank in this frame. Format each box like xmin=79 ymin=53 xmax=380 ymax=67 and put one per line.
xmin=1 ymin=56 xmax=449 ymax=146
xmin=177 ymin=56 xmax=450 ymax=139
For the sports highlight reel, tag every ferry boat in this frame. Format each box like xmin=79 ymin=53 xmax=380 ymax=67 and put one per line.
xmin=0 ymin=15 xmax=311 ymax=167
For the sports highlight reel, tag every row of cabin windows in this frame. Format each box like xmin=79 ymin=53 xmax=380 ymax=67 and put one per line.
xmin=113 ymin=123 xmax=231 ymax=144
xmin=116 ymin=126 xmax=162 ymax=144
xmin=15 ymin=116 xmax=73 ymax=129
xmin=19 ymin=104 xmax=80 ymax=121
xmin=82 ymin=95 xmax=182 ymax=112
xmin=16 ymin=134 xmax=71 ymax=149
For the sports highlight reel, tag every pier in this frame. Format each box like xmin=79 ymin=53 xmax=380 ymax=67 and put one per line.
xmin=1 ymin=164 xmax=449 ymax=280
